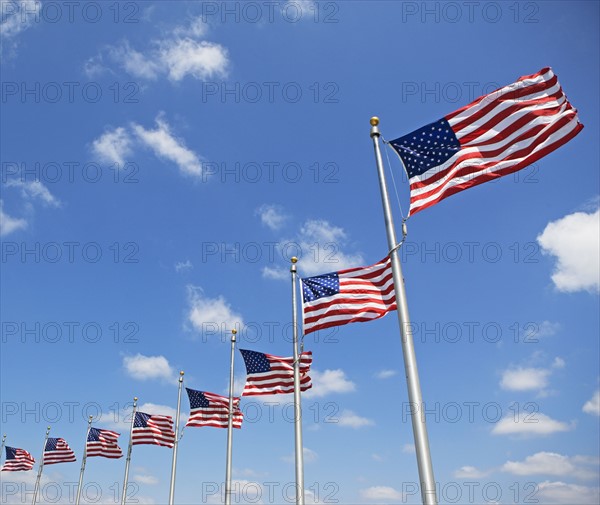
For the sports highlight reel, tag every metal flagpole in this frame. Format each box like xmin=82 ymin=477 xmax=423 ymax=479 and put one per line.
xmin=290 ymin=256 xmax=305 ymax=505
xmin=169 ymin=371 xmax=185 ymax=505
xmin=32 ymin=426 xmax=50 ymax=505
xmin=224 ymin=329 xmax=237 ymax=505
xmin=75 ymin=416 xmax=93 ymax=505
xmin=0 ymin=434 xmax=6 ymax=469
xmin=370 ymin=117 xmax=438 ymax=505
xmin=121 ymin=397 xmax=138 ymax=505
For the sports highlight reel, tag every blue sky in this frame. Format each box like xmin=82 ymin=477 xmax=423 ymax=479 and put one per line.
xmin=1 ymin=1 xmax=599 ymax=504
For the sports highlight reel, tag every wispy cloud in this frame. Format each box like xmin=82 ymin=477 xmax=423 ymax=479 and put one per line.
xmin=336 ymin=409 xmax=374 ymax=428
xmin=0 ymin=200 xmax=27 ymax=236
xmin=256 ymin=204 xmax=288 ymax=231
xmin=91 ymin=115 xmax=204 ymax=178
xmin=132 ymin=116 xmax=203 ymax=177
xmin=359 ymin=486 xmax=403 ymax=502
xmin=85 ymin=16 xmax=228 ymax=83
xmin=1 ymin=0 xmax=41 ymax=58
xmin=261 ymin=216 xmax=364 ymax=280
xmin=375 ymin=369 xmax=398 ymax=379
xmin=92 ymin=127 xmax=134 ymax=166
xmin=186 ymin=285 xmax=244 ymax=336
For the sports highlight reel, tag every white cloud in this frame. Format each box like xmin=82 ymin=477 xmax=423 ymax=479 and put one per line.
xmin=454 ymin=465 xmax=490 ymax=479
xmin=1 ymin=0 xmax=40 ymax=58
xmin=257 ymin=204 xmax=288 ymax=231
xmin=281 ymin=447 xmax=318 ymax=463
xmin=137 ymin=402 xmax=180 ymax=420
xmin=537 ymin=320 xmax=561 ymax=338
xmin=0 ymin=200 xmax=27 ymax=236
xmin=402 ymin=443 xmax=415 ymax=454
xmin=336 ymin=409 xmax=374 ymax=428
xmin=97 ymin=402 xmax=183 ymax=431
xmin=133 ymin=474 xmax=159 ymax=485
xmin=158 ymin=38 xmax=228 ymax=82
xmin=359 ymin=486 xmax=403 ymax=502
xmin=5 ymin=179 xmax=60 ymax=207
xmin=552 ymin=357 xmax=566 ymax=369
xmin=91 ymin=16 xmax=228 ymax=83
xmin=172 ymin=16 xmax=208 ymax=38
xmin=133 ymin=116 xmax=203 ymax=177
xmin=186 ymin=285 xmax=244 ymax=336
xmin=537 ymin=208 xmax=600 ymax=293
xmin=92 ymin=127 xmax=134 ymax=166
xmin=375 ymin=369 xmax=398 ymax=379
xmin=500 ymin=367 xmax=551 ymax=391
xmin=175 ymin=260 xmax=193 ymax=272
xmin=109 ymin=40 xmax=160 ymax=80
xmin=261 ymin=266 xmax=288 ymax=280
xmin=501 ymin=452 xmax=599 ymax=480
xmin=583 ymin=390 xmax=600 ymax=416
xmin=265 ymin=219 xmax=364 ymax=280
xmin=492 ymin=412 xmax=573 ymax=436
xmin=304 ymin=369 xmax=356 ymax=398
xmin=123 ymin=354 xmax=175 ymax=382
xmin=536 ymin=481 xmax=600 ymax=504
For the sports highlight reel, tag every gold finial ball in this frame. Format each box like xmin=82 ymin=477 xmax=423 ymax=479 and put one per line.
xmin=291 ymin=257 xmax=298 ymax=264
xmin=134 ymin=397 xmax=138 ymax=401
xmin=232 ymin=329 xmax=237 ymax=335
xmin=370 ymin=116 xmax=380 ymax=126
xmin=180 ymin=370 xmax=185 ymax=376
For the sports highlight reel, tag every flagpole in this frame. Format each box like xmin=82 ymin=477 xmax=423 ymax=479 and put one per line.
xmin=370 ymin=116 xmax=438 ymax=505
xmin=121 ymin=397 xmax=138 ymax=505
xmin=169 ymin=371 xmax=185 ymax=505
xmin=32 ymin=426 xmax=50 ymax=505
xmin=0 ymin=434 xmax=6 ymax=468
xmin=290 ymin=256 xmax=305 ymax=505
xmin=224 ymin=329 xmax=237 ymax=505
xmin=75 ymin=416 xmax=93 ymax=505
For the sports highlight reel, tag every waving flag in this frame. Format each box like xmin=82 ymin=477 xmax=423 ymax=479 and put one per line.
xmin=389 ymin=67 xmax=584 ymax=215
xmin=185 ymin=389 xmax=243 ymax=429
xmin=301 ymin=256 xmax=396 ymax=334
xmin=87 ymin=428 xmax=123 ymax=459
xmin=43 ymin=438 xmax=76 ymax=465
xmin=239 ymin=349 xmax=312 ymax=396
xmin=132 ymin=412 xmax=176 ymax=448
xmin=1 ymin=447 xmax=35 ymax=471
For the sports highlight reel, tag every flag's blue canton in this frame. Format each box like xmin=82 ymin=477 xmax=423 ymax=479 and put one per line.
xmin=240 ymin=349 xmax=271 ymax=374
xmin=302 ymin=273 xmax=340 ymax=302
xmin=88 ymin=428 xmax=101 ymax=441
xmin=390 ymin=118 xmax=460 ymax=178
xmin=186 ymin=388 xmax=210 ymax=408
xmin=6 ymin=447 xmax=18 ymax=459
xmin=134 ymin=412 xmax=150 ymax=427
xmin=45 ymin=438 xmax=59 ymax=451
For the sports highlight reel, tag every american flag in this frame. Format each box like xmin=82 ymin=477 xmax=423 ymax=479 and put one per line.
xmin=185 ymin=388 xmax=243 ymax=429
xmin=43 ymin=438 xmax=76 ymax=465
xmin=239 ymin=349 xmax=312 ymax=396
xmin=389 ymin=67 xmax=584 ymax=215
xmin=87 ymin=428 xmax=123 ymax=459
xmin=301 ymin=256 xmax=396 ymax=334
xmin=132 ymin=411 xmax=176 ymax=448
xmin=1 ymin=447 xmax=35 ymax=471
